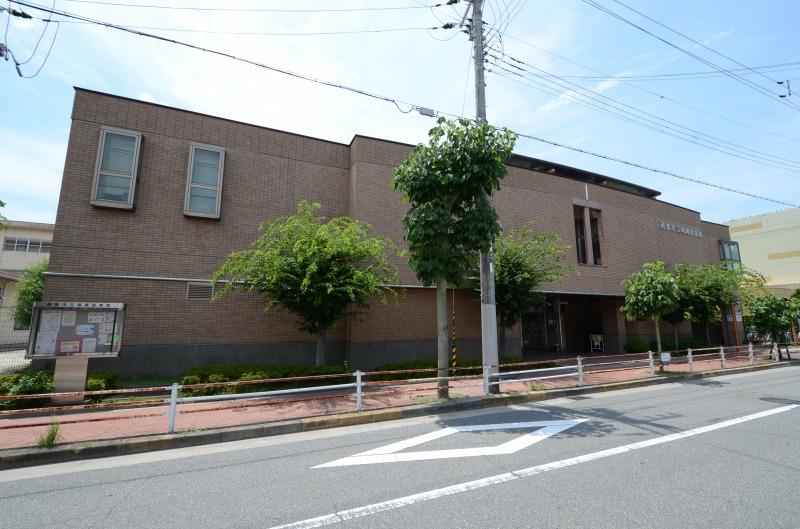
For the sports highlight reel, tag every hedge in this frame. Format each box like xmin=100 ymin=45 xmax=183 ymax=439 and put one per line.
xmin=0 ymin=371 xmax=118 ymax=409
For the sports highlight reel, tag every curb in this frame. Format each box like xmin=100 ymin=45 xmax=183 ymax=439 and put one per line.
xmin=1 ymin=360 xmax=794 ymax=470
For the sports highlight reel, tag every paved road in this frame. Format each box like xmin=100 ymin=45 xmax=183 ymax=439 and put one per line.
xmin=2 ymin=366 xmax=799 ymax=529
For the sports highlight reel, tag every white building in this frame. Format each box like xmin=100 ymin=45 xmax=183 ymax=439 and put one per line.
xmin=0 ymin=220 xmax=54 ymax=347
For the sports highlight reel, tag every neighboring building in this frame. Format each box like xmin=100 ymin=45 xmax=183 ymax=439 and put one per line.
xmin=42 ymin=89 xmax=738 ymax=376
xmin=0 ymin=220 xmax=54 ymax=347
xmin=728 ymin=209 xmax=800 ymax=297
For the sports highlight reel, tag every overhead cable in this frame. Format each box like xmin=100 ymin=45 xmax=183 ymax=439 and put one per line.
xmin=7 ymin=1 xmax=796 ymax=209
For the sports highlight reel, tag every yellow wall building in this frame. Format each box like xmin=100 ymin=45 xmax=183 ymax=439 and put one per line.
xmin=728 ymin=208 xmax=800 ymax=297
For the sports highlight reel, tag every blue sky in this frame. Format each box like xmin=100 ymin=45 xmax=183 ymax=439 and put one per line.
xmin=1 ymin=0 xmax=799 ymax=225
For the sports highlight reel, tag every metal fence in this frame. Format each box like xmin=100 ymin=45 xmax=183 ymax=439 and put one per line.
xmin=0 ymin=307 xmax=31 ymax=374
xmin=0 ymin=343 xmax=786 ymax=438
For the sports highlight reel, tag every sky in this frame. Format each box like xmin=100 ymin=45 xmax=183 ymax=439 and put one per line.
xmin=1 ymin=0 xmax=799 ymax=225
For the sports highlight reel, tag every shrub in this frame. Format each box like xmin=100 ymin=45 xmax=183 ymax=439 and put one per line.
xmin=624 ymin=338 xmax=650 ymax=354
xmin=86 ymin=371 xmax=117 ymax=391
xmin=0 ymin=372 xmax=53 ymax=409
xmin=179 ymin=364 xmax=350 ymax=396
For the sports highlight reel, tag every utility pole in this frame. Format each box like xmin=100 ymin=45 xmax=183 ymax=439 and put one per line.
xmin=470 ymin=0 xmax=500 ymax=394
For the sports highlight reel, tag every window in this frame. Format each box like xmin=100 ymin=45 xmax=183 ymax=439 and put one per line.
xmin=574 ymin=215 xmax=587 ymax=264
xmin=589 ymin=209 xmax=602 ymax=266
xmin=719 ymin=240 xmax=742 ymax=270
xmin=2 ymin=237 xmax=52 ymax=253
xmin=91 ymin=127 xmax=142 ymax=209
xmin=184 ymin=143 xmax=224 ymax=218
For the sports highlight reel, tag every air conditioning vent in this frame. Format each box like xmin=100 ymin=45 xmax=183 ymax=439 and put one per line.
xmin=186 ymin=282 xmax=213 ymax=301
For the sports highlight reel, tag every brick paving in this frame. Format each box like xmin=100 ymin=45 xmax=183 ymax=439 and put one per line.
xmin=0 ymin=354 xmax=776 ymax=450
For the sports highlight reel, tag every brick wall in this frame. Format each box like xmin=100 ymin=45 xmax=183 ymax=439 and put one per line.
xmin=44 ymin=89 xmax=732 ymax=373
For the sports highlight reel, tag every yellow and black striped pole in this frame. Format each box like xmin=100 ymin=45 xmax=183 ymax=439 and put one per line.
xmin=451 ymin=289 xmax=457 ymax=379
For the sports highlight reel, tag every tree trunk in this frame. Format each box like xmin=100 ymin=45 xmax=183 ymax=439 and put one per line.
xmin=673 ymin=323 xmax=679 ymax=351
xmin=436 ymin=278 xmax=449 ymax=399
xmin=497 ymin=322 xmax=506 ymax=361
xmin=705 ymin=321 xmax=712 ymax=346
xmin=315 ymin=329 xmax=327 ymax=367
xmin=654 ymin=318 xmax=662 ymax=353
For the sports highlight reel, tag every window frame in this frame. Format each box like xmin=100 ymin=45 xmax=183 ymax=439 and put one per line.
xmin=183 ymin=142 xmax=225 ymax=219
xmin=90 ymin=126 xmax=143 ymax=210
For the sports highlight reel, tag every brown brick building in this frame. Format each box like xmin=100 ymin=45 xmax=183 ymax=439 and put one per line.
xmin=42 ymin=89 xmax=736 ymax=376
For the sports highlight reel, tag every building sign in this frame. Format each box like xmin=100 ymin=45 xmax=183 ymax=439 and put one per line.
xmin=27 ymin=302 xmax=125 ymax=358
xmin=660 ymin=221 xmax=703 ymax=238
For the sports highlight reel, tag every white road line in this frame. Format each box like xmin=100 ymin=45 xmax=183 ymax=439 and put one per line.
xmin=316 ymin=420 xmax=586 ymax=467
xmin=507 ymin=404 xmax=536 ymax=411
xmin=270 ymin=404 xmax=798 ymax=529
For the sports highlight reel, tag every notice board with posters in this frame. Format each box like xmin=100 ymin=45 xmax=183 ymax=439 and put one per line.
xmin=26 ymin=302 xmax=125 ymax=358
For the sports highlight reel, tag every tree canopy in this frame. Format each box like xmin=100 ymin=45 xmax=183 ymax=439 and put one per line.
xmin=392 ymin=117 xmax=517 ymax=287
xmin=14 ymin=259 xmax=48 ymax=328
xmin=212 ymin=201 xmax=398 ymax=365
xmin=491 ymin=226 xmax=572 ymax=329
xmin=621 ymin=261 xmax=680 ymax=352
xmin=748 ymin=293 xmax=795 ymax=345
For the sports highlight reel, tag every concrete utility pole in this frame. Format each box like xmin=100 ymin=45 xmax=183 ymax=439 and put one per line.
xmin=470 ymin=0 xmax=500 ymax=394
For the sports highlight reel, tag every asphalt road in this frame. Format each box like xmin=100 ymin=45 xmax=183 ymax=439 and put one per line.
xmin=2 ymin=366 xmax=799 ymax=529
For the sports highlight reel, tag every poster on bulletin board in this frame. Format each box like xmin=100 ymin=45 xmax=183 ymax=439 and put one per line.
xmin=27 ymin=302 xmax=125 ymax=358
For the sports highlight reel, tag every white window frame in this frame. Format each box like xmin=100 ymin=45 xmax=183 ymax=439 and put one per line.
xmin=184 ymin=142 xmax=225 ymax=219
xmin=90 ymin=126 xmax=142 ymax=210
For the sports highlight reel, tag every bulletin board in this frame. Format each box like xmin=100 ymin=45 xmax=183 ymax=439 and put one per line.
xmin=26 ymin=302 xmax=125 ymax=358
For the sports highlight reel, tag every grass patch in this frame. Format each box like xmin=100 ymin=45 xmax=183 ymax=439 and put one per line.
xmin=656 ymin=370 xmax=685 ymax=377
xmin=35 ymin=423 xmax=61 ymax=448
xmin=181 ymin=426 xmax=202 ymax=434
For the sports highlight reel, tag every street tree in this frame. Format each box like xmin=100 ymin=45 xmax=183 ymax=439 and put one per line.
xmin=621 ymin=261 xmax=680 ymax=353
xmin=748 ymin=293 xmax=795 ymax=345
xmin=212 ymin=201 xmax=398 ymax=366
xmin=676 ymin=264 xmax=764 ymax=346
xmin=393 ymin=117 xmax=516 ymax=398
xmin=14 ymin=259 xmax=48 ymax=328
xmin=488 ymin=226 xmax=572 ymax=358
xmin=0 ymin=199 xmax=5 ymax=229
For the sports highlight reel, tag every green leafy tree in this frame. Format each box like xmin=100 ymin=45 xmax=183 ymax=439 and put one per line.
xmin=14 ymin=259 xmax=48 ymax=328
xmin=0 ymin=199 xmax=6 ymax=229
xmin=487 ymin=226 xmax=572 ymax=358
xmin=212 ymin=201 xmax=398 ymax=366
xmin=621 ymin=261 xmax=680 ymax=353
xmin=748 ymin=293 xmax=795 ymax=345
xmin=393 ymin=117 xmax=516 ymax=398
xmin=676 ymin=264 xmax=764 ymax=346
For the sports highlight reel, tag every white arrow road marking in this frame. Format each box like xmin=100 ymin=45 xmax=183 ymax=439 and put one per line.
xmin=314 ymin=420 xmax=587 ymax=467
xmin=272 ymin=404 xmax=798 ymax=529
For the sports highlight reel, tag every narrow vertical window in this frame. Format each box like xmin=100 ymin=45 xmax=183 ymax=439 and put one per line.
xmin=91 ymin=127 xmax=142 ymax=209
xmin=184 ymin=144 xmax=224 ymax=219
xmin=590 ymin=209 xmax=602 ymax=265
xmin=574 ymin=207 xmax=587 ymax=264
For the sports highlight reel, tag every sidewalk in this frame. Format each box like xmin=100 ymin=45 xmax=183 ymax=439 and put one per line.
xmin=0 ymin=355 xmax=770 ymax=450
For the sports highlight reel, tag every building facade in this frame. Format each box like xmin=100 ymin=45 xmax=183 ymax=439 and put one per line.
xmin=728 ymin=208 xmax=800 ymax=297
xmin=1 ymin=220 xmax=54 ymax=348
xmin=42 ymin=89 xmax=734 ymax=376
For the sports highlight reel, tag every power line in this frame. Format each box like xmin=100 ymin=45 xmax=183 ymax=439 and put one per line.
xmin=490 ymin=52 xmax=800 ymax=172
xmin=493 ymin=31 xmax=800 ymax=146
xmin=510 ymin=130 xmax=800 ymax=209
xmin=577 ymin=0 xmax=800 ymax=113
xmin=7 ymin=1 xmax=796 ymax=209
xmin=555 ymin=62 xmax=800 ymax=81
xmin=51 ymin=19 xmax=457 ymax=37
xmin=58 ymin=0 xmax=457 ymax=13
xmin=609 ymin=0 xmax=779 ymax=84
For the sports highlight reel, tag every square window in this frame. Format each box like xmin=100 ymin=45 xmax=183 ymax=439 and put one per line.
xmin=184 ymin=143 xmax=224 ymax=219
xmin=91 ymin=127 xmax=142 ymax=209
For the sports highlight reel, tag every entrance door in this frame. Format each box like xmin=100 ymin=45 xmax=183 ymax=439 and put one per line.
xmin=522 ymin=297 xmax=560 ymax=356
